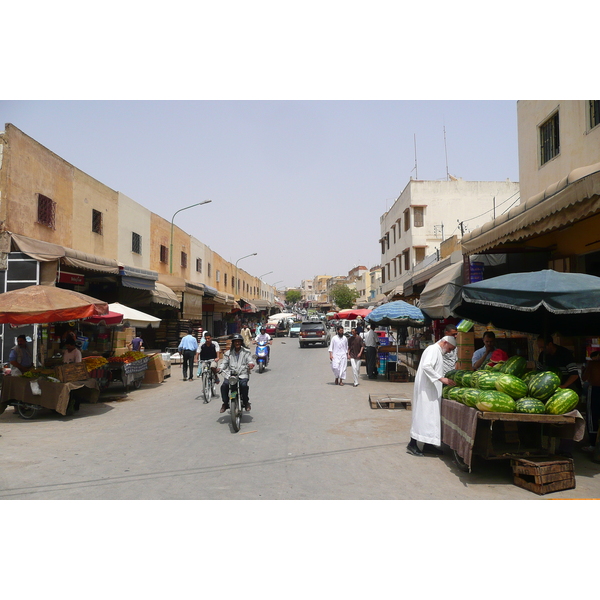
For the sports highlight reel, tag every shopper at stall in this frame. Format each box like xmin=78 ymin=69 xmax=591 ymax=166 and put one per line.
xmin=364 ymin=325 xmax=379 ymax=379
xmin=471 ymin=331 xmax=497 ymax=370
xmin=9 ymin=335 xmax=33 ymax=376
xmin=442 ymin=324 xmax=459 ymax=374
xmin=128 ymin=333 xmax=144 ymax=352
xmin=62 ymin=340 xmax=83 ymax=363
xmin=178 ymin=328 xmax=199 ymax=381
xmin=407 ymin=336 xmax=457 ymax=457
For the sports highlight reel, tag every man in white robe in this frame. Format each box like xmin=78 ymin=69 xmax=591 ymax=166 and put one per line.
xmin=329 ymin=326 xmax=349 ymax=386
xmin=407 ymin=336 xmax=457 ymax=457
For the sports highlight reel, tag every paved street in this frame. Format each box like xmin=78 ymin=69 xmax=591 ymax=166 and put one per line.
xmin=1 ymin=337 xmax=599 ymax=500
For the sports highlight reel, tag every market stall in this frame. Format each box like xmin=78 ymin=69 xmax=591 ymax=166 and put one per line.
xmin=106 ymin=352 xmax=150 ymax=391
xmin=442 ymin=398 xmax=584 ymax=472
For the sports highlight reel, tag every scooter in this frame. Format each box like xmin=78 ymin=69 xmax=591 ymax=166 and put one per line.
xmin=255 ymin=341 xmax=270 ymax=373
xmin=228 ymin=370 xmax=243 ymax=432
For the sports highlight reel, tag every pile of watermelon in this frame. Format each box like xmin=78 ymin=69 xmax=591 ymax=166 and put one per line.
xmin=442 ymin=355 xmax=579 ymax=415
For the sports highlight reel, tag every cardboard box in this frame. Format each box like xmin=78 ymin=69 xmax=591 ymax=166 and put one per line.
xmin=143 ymin=369 xmax=164 ymax=384
xmin=455 ymin=359 xmax=472 ymax=371
xmin=113 ymin=347 xmax=129 ymax=356
xmin=147 ymin=353 xmax=166 ymax=371
xmin=457 ymin=345 xmax=473 ymax=360
xmin=456 ymin=332 xmax=474 ymax=345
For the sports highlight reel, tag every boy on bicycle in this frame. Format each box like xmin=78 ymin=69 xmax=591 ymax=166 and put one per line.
xmin=197 ymin=332 xmax=221 ymax=383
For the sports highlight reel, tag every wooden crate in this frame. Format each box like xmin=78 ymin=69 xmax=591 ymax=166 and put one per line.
xmin=369 ymin=394 xmax=411 ymax=410
xmin=511 ymin=456 xmax=575 ymax=495
xmin=54 ymin=362 xmax=89 ymax=383
xmin=388 ymin=371 xmax=409 ymax=382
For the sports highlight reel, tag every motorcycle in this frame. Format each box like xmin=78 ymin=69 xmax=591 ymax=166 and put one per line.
xmin=228 ymin=369 xmax=244 ymax=432
xmin=255 ymin=341 xmax=270 ymax=373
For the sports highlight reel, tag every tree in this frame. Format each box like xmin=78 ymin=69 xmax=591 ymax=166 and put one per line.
xmin=330 ymin=284 xmax=359 ymax=310
xmin=286 ymin=289 xmax=302 ymax=304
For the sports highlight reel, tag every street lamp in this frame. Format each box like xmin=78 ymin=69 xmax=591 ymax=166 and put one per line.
xmin=235 ymin=252 xmax=257 ymax=297
xmin=258 ymin=271 xmax=273 ymax=280
xmin=170 ymin=200 xmax=212 ymax=274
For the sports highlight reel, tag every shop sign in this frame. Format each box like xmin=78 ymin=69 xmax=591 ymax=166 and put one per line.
xmin=58 ymin=271 xmax=85 ymax=285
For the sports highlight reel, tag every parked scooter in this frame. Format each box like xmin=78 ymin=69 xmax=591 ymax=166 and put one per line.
xmin=255 ymin=340 xmax=270 ymax=373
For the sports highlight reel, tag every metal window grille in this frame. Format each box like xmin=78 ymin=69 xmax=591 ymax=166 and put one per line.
xmin=413 ymin=207 xmax=424 ymax=227
xmin=132 ymin=232 xmax=142 ymax=254
xmin=590 ymin=100 xmax=600 ymax=129
xmin=160 ymin=245 xmax=168 ymax=263
xmin=404 ymin=209 xmax=410 ymax=231
xmin=540 ymin=112 xmax=560 ymax=165
xmin=37 ymin=194 xmax=56 ymax=228
xmin=196 ymin=258 xmax=202 ymax=273
xmin=181 ymin=251 xmax=187 ymax=268
xmin=224 ymin=273 xmax=228 ymax=286
xmin=92 ymin=209 xmax=103 ymax=234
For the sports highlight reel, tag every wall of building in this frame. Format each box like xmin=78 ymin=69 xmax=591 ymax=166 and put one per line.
xmin=517 ymin=100 xmax=600 ymax=204
xmin=118 ymin=192 xmax=152 ymax=270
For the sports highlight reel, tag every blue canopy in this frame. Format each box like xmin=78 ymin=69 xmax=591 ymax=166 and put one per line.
xmin=366 ymin=300 xmax=425 ymax=328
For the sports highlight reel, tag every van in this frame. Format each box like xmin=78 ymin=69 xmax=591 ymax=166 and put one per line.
xmin=342 ymin=319 xmax=357 ymax=336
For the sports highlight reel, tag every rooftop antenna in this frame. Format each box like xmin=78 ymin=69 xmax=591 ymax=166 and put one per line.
xmin=412 ymin=134 xmax=418 ymax=179
xmin=443 ymin=124 xmax=449 ymax=181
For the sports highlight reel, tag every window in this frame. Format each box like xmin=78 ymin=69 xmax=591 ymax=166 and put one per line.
xmin=414 ymin=246 xmax=426 ymax=263
xmin=232 ymin=277 xmax=236 ymax=290
xmin=392 ymin=225 xmax=396 ymax=244
xmin=539 ymin=111 xmax=560 ymax=165
xmin=403 ymin=249 xmax=410 ymax=271
xmin=589 ymin=100 xmax=600 ymax=130
xmin=132 ymin=232 xmax=142 ymax=254
xmin=381 ymin=266 xmax=386 ymax=284
xmin=397 ymin=218 xmax=402 ymax=239
xmin=403 ymin=208 xmax=410 ymax=231
xmin=393 ymin=257 xmax=397 ymax=278
xmin=181 ymin=251 xmax=187 ymax=268
xmin=196 ymin=258 xmax=202 ymax=273
xmin=37 ymin=194 xmax=56 ymax=228
xmin=160 ymin=245 xmax=168 ymax=264
xmin=216 ymin=270 xmax=220 ymax=283
xmin=92 ymin=209 xmax=103 ymax=234
xmin=413 ymin=207 xmax=424 ymax=228
xmin=224 ymin=273 xmax=228 ymax=286
xmin=207 ymin=263 xmax=212 ymax=278
xmin=386 ymin=232 xmax=390 ymax=250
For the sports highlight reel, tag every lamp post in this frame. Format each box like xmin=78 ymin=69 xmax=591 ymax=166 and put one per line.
xmin=258 ymin=271 xmax=273 ymax=280
xmin=170 ymin=200 xmax=212 ymax=274
xmin=235 ymin=252 xmax=257 ymax=297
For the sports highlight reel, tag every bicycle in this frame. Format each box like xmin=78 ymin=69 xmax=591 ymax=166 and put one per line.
xmin=199 ymin=360 xmax=216 ymax=403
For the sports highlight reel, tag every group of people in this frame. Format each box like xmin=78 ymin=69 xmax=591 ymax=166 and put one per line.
xmin=177 ymin=323 xmax=274 ymax=414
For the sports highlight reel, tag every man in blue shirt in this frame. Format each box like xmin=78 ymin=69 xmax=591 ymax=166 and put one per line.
xmin=178 ymin=328 xmax=199 ymax=381
xmin=9 ymin=335 xmax=33 ymax=376
xmin=471 ymin=331 xmax=496 ymax=370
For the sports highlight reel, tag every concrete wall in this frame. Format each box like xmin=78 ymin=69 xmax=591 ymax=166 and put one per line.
xmin=517 ymin=100 xmax=600 ymax=204
xmin=118 ymin=192 xmax=152 ymax=269
xmin=379 ymin=179 xmax=520 ymax=294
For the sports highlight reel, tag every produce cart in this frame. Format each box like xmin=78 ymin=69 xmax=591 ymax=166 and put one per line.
xmin=0 ymin=372 xmax=100 ymax=419
xmin=442 ymin=398 xmax=585 ymax=472
xmin=106 ymin=355 xmax=150 ymax=391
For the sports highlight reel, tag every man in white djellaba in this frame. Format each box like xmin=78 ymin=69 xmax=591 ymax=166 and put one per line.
xmin=329 ymin=326 xmax=349 ymax=386
xmin=407 ymin=335 xmax=457 ymax=457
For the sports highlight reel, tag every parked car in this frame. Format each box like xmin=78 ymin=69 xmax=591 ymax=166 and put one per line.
xmin=289 ymin=322 xmax=302 ymax=338
xmin=299 ymin=321 xmax=331 ymax=348
xmin=264 ymin=323 xmax=278 ymax=337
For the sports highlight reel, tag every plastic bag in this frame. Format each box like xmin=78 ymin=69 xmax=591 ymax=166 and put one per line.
xmin=457 ymin=319 xmax=475 ymax=333
xmin=29 ymin=380 xmax=42 ymax=396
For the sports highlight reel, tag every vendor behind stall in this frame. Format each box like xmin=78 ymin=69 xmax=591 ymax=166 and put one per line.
xmin=536 ymin=335 xmax=582 ymax=392
xmin=9 ymin=335 xmax=33 ymax=376
xmin=62 ymin=340 xmax=83 ymax=364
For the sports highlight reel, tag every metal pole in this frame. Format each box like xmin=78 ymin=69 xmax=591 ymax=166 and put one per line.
xmin=235 ymin=253 xmax=257 ymax=297
xmin=170 ymin=200 xmax=212 ymax=274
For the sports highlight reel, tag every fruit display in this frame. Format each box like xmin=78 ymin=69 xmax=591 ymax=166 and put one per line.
xmin=83 ymin=355 xmax=108 ymax=372
xmin=444 ymin=360 xmax=578 ymax=415
xmin=21 ymin=368 xmax=57 ymax=379
xmin=107 ymin=351 xmax=146 ymax=364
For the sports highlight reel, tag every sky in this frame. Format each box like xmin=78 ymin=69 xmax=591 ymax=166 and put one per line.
xmin=0 ymin=99 xmax=520 ymax=287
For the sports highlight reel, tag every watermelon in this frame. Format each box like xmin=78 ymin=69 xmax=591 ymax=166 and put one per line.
xmin=444 ymin=369 xmax=458 ymax=380
xmin=447 ymin=387 xmax=463 ymax=402
xmin=545 ymin=389 xmax=580 ymax=415
xmin=500 ymin=355 xmax=527 ymax=378
xmin=495 ymin=374 xmax=528 ymax=399
xmin=461 ymin=371 xmax=474 ymax=388
xmin=463 ymin=388 xmax=483 ymax=408
xmin=521 ymin=370 xmax=538 ymax=384
xmin=476 ymin=390 xmax=516 ymax=413
xmin=452 ymin=370 xmax=468 ymax=386
xmin=491 ymin=362 xmax=505 ymax=371
xmin=470 ymin=370 xmax=484 ymax=389
xmin=527 ymin=371 xmax=561 ymax=401
xmin=476 ymin=371 xmax=504 ymax=390
xmin=442 ymin=385 xmax=451 ymax=399
xmin=515 ymin=397 xmax=546 ymax=414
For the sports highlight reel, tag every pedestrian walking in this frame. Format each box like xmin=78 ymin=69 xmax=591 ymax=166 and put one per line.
xmin=240 ymin=322 xmax=253 ymax=348
xmin=364 ymin=325 xmax=379 ymax=379
xmin=348 ymin=327 xmax=364 ymax=387
xmin=329 ymin=326 xmax=349 ymax=386
xmin=407 ymin=336 xmax=457 ymax=457
xmin=178 ymin=327 xmax=199 ymax=381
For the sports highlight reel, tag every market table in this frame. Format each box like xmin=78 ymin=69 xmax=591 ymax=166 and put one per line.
xmin=441 ymin=398 xmax=585 ymax=472
xmin=0 ymin=375 xmax=100 ymax=418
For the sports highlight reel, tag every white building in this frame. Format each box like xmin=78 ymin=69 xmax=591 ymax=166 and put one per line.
xmin=379 ymin=178 xmax=520 ymax=296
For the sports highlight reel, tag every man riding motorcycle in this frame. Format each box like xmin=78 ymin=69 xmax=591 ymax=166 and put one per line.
xmin=219 ymin=334 xmax=255 ymax=413
xmin=254 ymin=326 xmax=273 ymax=364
